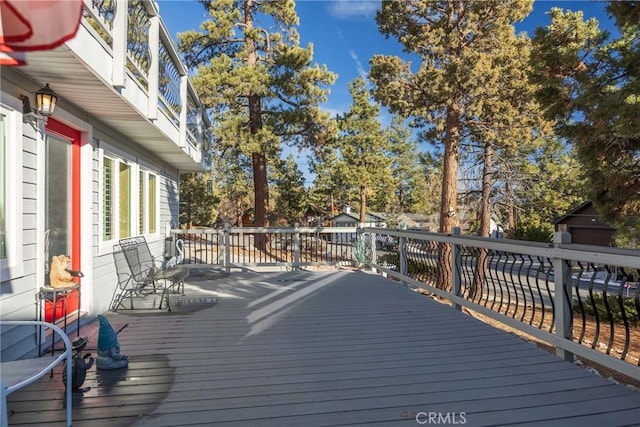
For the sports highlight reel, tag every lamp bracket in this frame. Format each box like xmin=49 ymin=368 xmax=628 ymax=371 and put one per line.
xmin=20 ymin=95 xmax=47 ymax=124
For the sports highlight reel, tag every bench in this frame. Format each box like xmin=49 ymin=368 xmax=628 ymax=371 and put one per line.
xmin=1 ymin=321 xmax=72 ymax=427
xmin=111 ymin=236 xmax=188 ymax=311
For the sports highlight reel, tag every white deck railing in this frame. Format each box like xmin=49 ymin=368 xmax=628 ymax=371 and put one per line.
xmin=81 ymin=0 xmax=212 ymax=169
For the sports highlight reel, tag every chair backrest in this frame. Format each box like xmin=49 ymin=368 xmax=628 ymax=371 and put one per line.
xmin=112 ymin=244 xmax=133 ymax=289
xmin=119 ymin=236 xmax=157 ymax=281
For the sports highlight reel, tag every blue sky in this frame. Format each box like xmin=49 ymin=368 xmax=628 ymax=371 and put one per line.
xmin=157 ymin=0 xmax=612 ymax=181
xmin=159 ymin=1 xmax=611 ymax=113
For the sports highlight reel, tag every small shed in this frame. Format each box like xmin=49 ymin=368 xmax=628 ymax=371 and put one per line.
xmin=554 ymin=201 xmax=615 ymax=246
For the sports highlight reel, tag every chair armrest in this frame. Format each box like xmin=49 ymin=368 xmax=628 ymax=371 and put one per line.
xmin=1 ymin=320 xmax=72 ymax=426
xmin=0 ymin=321 xmax=72 ymax=391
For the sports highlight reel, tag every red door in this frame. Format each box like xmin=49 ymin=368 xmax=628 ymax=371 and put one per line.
xmin=43 ymin=118 xmax=81 ymax=321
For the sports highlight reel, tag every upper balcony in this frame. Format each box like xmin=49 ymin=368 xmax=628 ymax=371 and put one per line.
xmin=11 ymin=0 xmax=212 ymax=172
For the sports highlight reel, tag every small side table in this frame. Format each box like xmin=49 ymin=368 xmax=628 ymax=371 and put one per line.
xmin=36 ymin=284 xmax=81 ymax=356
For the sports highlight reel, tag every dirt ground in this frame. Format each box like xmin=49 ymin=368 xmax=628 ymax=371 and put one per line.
xmin=415 ymin=288 xmax=640 ymax=390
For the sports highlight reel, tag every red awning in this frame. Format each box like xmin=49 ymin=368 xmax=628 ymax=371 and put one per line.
xmin=0 ymin=0 xmax=83 ymax=65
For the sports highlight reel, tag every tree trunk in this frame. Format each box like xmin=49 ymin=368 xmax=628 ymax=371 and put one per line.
xmin=438 ymin=106 xmax=460 ymax=234
xmin=437 ymin=105 xmax=461 ymax=290
xmin=359 ymin=185 xmax=366 ymax=224
xmin=471 ymin=142 xmax=493 ymax=299
xmin=245 ymin=0 xmax=269 ymax=249
xmin=252 ymin=149 xmax=269 ymax=227
xmin=479 ymin=142 xmax=492 ymax=238
xmin=505 ymin=181 xmax=516 ymax=238
xmin=236 ymin=198 xmax=243 ymax=227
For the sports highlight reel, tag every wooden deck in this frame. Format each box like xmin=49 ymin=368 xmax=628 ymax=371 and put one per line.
xmin=6 ymin=269 xmax=640 ymax=426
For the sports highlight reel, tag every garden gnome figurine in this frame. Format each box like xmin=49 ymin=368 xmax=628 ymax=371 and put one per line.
xmin=96 ymin=315 xmax=129 ymax=370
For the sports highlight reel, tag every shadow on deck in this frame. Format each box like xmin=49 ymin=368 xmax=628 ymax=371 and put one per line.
xmin=6 ymin=269 xmax=640 ymax=426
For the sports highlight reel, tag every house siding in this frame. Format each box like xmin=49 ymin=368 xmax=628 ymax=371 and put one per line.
xmin=88 ymin=129 xmax=181 ymax=316
xmin=1 ymin=85 xmax=184 ymax=361
xmin=0 ymin=112 xmax=41 ymax=361
xmin=555 ymin=202 xmax=615 ymax=247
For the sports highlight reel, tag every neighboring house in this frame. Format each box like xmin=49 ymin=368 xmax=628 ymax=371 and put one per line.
xmin=241 ymin=209 xmax=256 ymax=227
xmin=329 ymin=207 xmax=387 ymax=228
xmin=554 ymin=201 xmax=615 ymax=246
xmin=302 ymin=205 xmax=323 ymax=227
xmin=328 ymin=207 xmax=387 ymax=242
xmin=1 ymin=1 xmax=212 ymax=360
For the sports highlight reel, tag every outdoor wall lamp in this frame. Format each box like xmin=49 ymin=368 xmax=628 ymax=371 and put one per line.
xmin=20 ymin=83 xmax=58 ymax=124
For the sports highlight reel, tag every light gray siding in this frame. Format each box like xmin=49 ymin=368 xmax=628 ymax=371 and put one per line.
xmin=88 ymin=128 xmax=181 ymax=315
xmin=2 ymin=84 xmax=185 ymax=360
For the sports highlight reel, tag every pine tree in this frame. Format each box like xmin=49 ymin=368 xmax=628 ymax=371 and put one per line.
xmin=370 ymin=0 xmax=534 ymax=289
xmin=273 ymin=154 xmax=307 ymax=225
xmin=531 ymin=3 xmax=640 ymax=231
xmin=336 ymin=77 xmax=390 ymax=224
xmin=213 ymin=146 xmax=253 ymax=227
xmin=371 ymin=115 xmax=430 ymax=216
xmin=308 ymin=148 xmax=351 ymax=222
xmin=513 ymin=138 xmax=586 ymax=242
xmin=178 ymin=0 xmax=336 ymax=241
xmin=179 ymin=173 xmax=219 ymax=228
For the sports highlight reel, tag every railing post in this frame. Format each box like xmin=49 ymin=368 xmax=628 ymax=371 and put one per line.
xmin=112 ymin=0 xmax=128 ymax=89
xmin=399 ymin=224 xmax=408 ymax=283
xmin=224 ymin=223 xmax=231 ymax=273
xmin=147 ymin=14 xmax=159 ymax=120
xmin=452 ymin=227 xmax=462 ymax=311
xmin=554 ymin=231 xmax=573 ymax=362
xmin=179 ymin=75 xmax=188 ymax=148
xmin=369 ymin=230 xmax=378 ymax=273
xmin=293 ymin=223 xmax=300 ymax=271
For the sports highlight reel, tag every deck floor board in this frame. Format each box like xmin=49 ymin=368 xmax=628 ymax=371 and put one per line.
xmin=5 ymin=269 xmax=640 ymax=426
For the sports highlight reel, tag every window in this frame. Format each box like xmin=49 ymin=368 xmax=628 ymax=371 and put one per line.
xmin=103 ymin=158 xmax=113 ymax=240
xmin=45 ymin=132 xmax=72 ymax=261
xmin=1 ymin=100 xmax=23 ymax=279
xmin=101 ymin=155 xmax=133 ymax=241
xmin=138 ymin=171 xmax=144 ymax=234
xmin=147 ymin=173 xmax=157 ymax=234
xmin=138 ymin=170 xmax=158 ymax=235
xmin=101 ymin=150 xmax=159 ymax=246
xmin=119 ymin=162 xmax=131 ymax=238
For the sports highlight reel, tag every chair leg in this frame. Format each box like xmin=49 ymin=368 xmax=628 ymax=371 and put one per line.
xmin=1 ymin=380 xmax=8 ymax=427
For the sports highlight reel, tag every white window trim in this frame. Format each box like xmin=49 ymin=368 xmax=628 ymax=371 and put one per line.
xmin=98 ymin=144 xmax=161 ymax=255
xmin=1 ymin=96 xmax=24 ymax=279
xmin=138 ymin=169 xmax=160 ymax=236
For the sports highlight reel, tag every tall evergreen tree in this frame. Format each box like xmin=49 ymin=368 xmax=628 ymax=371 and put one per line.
xmin=531 ymin=3 xmax=640 ymax=230
xmin=370 ymin=0 xmax=534 ymax=235
xmin=466 ymin=29 xmax=547 ymax=240
xmin=417 ymin=151 xmax=443 ymax=218
xmin=370 ymin=0 xmax=534 ymax=289
xmin=308 ymin=148 xmax=351 ymax=221
xmin=513 ymin=138 xmax=586 ymax=242
xmin=372 ymin=115 xmax=427 ymax=215
xmin=272 ymin=154 xmax=307 ymax=225
xmin=179 ymin=173 xmax=220 ymax=228
xmin=214 ymin=146 xmax=254 ymax=227
xmin=337 ymin=77 xmax=390 ymax=223
xmin=178 ymin=0 xmax=336 ymax=239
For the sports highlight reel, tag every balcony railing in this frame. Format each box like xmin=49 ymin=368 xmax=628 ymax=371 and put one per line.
xmin=170 ymin=226 xmax=640 ymax=382
xmin=82 ymin=0 xmax=212 ymax=169
xmin=171 ymin=226 xmax=359 ymax=269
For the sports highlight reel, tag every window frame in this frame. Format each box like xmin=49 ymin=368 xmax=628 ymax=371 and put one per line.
xmin=98 ymin=145 xmax=161 ymax=254
xmin=138 ymin=169 xmax=159 ymax=235
xmin=1 ymin=96 xmax=24 ymax=279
